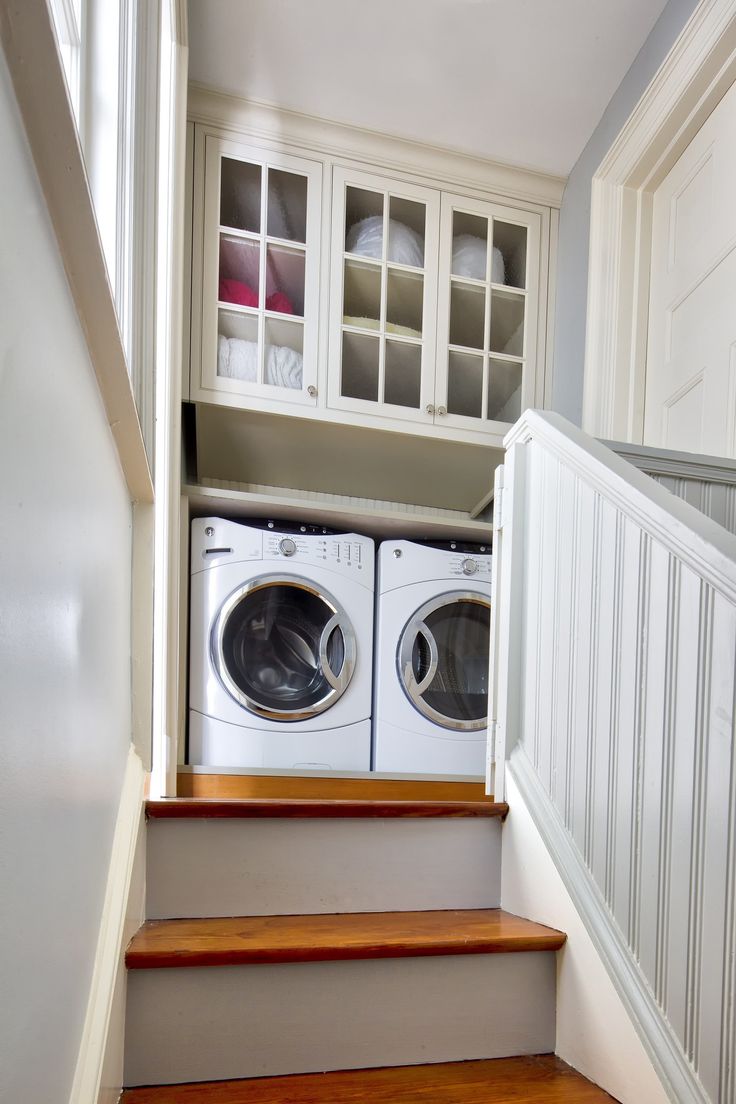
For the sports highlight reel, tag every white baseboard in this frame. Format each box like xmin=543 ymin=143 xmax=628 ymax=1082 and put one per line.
xmin=68 ymin=745 xmax=146 ymax=1104
xmin=508 ymin=746 xmax=709 ymax=1104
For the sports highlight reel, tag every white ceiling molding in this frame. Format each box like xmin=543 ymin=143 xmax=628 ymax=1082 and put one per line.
xmin=583 ymin=0 xmax=736 ymax=443
xmin=187 ymin=83 xmax=566 ymax=211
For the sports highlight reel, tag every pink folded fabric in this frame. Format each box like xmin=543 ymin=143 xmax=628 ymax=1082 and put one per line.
xmin=266 ymin=291 xmax=294 ymax=315
xmin=219 ymin=278 xmax=258 ymax=307
xmin=218 ymin=278 xmax=295 ymax=316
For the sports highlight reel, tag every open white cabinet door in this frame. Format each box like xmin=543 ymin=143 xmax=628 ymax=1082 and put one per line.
xmin=486 ymin=464 xmax=505 ymax=798
xmin=485 ymin=435 xmax=527 ymax=800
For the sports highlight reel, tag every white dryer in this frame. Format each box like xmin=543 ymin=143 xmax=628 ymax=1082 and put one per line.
xmin=373 ymin=539 xmax=492 ymax=776
xmin=189 ymin=517 xmax=374 ymax=770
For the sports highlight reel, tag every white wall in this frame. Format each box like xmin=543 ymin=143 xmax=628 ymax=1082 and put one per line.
xmin=0 ymin=48 xmax=134 ymax=1104
xmin=551 ymin=0 xmax=700 ymax=423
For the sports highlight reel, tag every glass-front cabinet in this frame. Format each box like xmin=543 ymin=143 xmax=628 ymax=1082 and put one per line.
xmin=434 ymin=193 xmax=541 ymax=435
xmin=189 ymin=125 xmax=551 ymax=444
xmin=195 ymin=135 xmax=322 ymax=407
xmin=328 ymin=167 xmax=440 ymax=423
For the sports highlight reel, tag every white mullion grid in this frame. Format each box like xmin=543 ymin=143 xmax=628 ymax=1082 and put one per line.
xmin=220 ymin=226 xmax=263 ymax=244
xmin=481 ymin=216 xmax=493 ymax=421
xmin=258 ymin=163 xmax=268 ymax=385
xmin=378 ymin=190 xmax=389 ymax=405
xmin=338 ymin=183 xmax=349 ymax=399
xmin=267 ymin=235 xmax=306 ymax=254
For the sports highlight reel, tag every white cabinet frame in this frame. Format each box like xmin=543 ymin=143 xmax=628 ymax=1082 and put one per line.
xmin=191 ymin=131 xmax=322 ymax=410
xmin=435 ymin=193 xmax=542 ymax=438
xmin=327 ymin=166 xmax=440 ymax=425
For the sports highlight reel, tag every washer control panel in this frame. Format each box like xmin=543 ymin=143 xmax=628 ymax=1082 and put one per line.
xmin=263 ymin=529 xmax=374 ymax=582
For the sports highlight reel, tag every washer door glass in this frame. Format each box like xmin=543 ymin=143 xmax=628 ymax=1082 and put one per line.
xmin=398 ymin=593 xmax=491 ymax=731
xmin=212 ymin=576 xmax=356 ymax=720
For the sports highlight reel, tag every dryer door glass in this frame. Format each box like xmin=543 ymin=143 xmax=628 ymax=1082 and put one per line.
xmin=399 ymin=593 xmax=490 ymax=732
xmin=213 ymin=577 xmax=356 ymax=720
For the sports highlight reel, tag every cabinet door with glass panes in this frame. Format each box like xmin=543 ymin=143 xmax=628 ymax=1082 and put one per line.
xmin=196 ymin=135 xmax=322 ymax=407
xmin=328 ymin=167 xmax=440 ymax=423
xmin=435 ymin=194 xmax=541 ymax=434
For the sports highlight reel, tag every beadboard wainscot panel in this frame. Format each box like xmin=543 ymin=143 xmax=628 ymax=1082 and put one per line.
xmin=609 ymin=441 xmax=736 ymax=539
xmin=494 ymin=411 xmax=736 ymax=1104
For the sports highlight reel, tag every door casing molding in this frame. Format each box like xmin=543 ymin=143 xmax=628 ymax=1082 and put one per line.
xmin=583 ymin=0 xmax=736 ymax=443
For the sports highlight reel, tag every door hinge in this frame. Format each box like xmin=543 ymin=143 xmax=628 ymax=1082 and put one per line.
xmin=494 ymin=488 xmax=503 ymax=531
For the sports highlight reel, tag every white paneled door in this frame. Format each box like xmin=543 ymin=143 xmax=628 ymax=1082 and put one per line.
xmin=644 ymin=78 xmax=736 ymax=458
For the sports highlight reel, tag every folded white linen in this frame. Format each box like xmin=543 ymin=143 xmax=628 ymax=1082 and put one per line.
xmin=217 ymin=335 xmax=303 ymax=390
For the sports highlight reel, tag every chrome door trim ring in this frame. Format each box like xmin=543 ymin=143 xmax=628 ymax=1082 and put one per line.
xmin=211 ymin=573 xmax=357 ymax=721
xmin=397 ymin=590 xmax=491 ymax=733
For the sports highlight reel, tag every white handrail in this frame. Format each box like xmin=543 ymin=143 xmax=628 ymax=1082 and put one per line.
xmin=505 ymin=410 xmax=736 ymax=600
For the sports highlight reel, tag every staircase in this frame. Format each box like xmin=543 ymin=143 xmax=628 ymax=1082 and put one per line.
xmin=119 ymin=792 xmax=617 ymax=1101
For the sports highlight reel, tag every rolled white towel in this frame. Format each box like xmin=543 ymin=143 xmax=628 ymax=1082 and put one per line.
xmin=346 ymin=216 xmax=424 ymax=267
xmin=452 ymin=234 xmax=505 ymax=284
xmin=218 ymin=334 xmax=303 ymax=390
xmin=217 ymin=334 xmax=258 ymax=381
xmin=265 ymin=343 xmax=303 ymax=390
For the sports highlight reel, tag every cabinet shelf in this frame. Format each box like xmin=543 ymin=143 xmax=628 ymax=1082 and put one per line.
xmin=447 ymin=344 xmax=523 ymax=363
xmin=183 ymin=479 xmax=493 ymax=542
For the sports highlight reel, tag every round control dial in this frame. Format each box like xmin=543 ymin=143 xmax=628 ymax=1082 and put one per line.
xmin=279 ymin=537 xmax=297 ymax=557
xmin=461 ymin=557 xmax=479 ymax=576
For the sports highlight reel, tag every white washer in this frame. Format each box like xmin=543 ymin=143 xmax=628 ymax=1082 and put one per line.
xmin=373 ymin=539 xmax=492 ymax=777
xmin=189 ymin=518 xmax=374 ymax=770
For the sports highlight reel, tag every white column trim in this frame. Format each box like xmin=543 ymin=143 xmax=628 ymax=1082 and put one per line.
xmin=583 ymin=0 xmax=736 ymax=443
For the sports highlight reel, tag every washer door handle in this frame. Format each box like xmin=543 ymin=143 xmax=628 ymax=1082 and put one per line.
xmin=407 ymin=622 xmax=439 ymax=696
xmin=318 ymin=614 xmax=353 ymax=692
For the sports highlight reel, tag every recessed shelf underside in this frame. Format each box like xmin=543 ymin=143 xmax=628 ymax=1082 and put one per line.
xmin=190 ymin=404 xmax=499 ymax=539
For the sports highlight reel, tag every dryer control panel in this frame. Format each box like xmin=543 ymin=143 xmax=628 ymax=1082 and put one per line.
xmin=446 ymin=553 xmax=492 ymax=581
xmin=378 ymin=539 xmax=492 ymax=592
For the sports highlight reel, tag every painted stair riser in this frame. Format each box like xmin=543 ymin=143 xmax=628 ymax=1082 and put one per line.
xmin=146 ymin=819 xmax=502 ymax=918
xmin=124 ymin=952 xmax=556 ymax=1086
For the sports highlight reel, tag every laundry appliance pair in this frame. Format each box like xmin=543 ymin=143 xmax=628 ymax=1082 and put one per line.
xmin=188 ymin=517 xmax=492 ymax=776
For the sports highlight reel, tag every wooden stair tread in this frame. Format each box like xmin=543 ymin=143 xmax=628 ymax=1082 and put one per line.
xmin=125 ymin=908 xmax=566 ymax=969
xmin=121 ymin=1055 xmax=618 ymax=1102
xmin=146 ymin=797 xmax=508 ymax=819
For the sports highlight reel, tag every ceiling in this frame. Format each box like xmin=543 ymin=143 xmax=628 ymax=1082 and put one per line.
xmin=187 ymin=0 xmax=669 ymax=178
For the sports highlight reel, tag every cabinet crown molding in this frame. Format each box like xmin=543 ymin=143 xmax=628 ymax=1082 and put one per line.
xmin=187 ymin=82 xmax=566 ymax=210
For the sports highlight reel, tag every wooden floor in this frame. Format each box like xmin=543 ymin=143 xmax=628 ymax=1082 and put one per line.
xmin=121 ymin=1055 xmax=619 ymax=1102
xmin=146 ymin=797 xmax=508 ymax=819
xmin=125 ymin=908 xmax=566 ymax=969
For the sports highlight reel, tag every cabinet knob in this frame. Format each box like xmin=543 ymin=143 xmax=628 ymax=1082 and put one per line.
xmin=437 ymin=405 xmax=447 ymax=416
xmin=307 ymin=385 xmax=318 ymax=398
xmin=425 ymin=404 xmax=435 ymax=415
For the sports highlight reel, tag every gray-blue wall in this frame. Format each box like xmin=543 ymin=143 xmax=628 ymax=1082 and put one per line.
xmin=552 ymin=0 xmax=701 ymax=423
